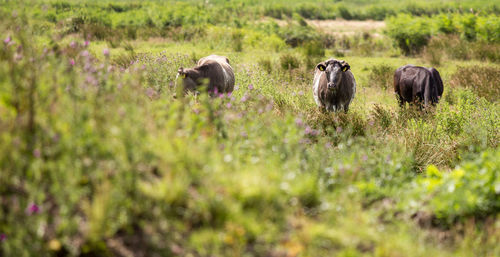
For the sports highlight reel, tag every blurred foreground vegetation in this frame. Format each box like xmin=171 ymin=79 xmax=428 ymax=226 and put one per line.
xmin=0 ymin=0 xmax=499 ymax=256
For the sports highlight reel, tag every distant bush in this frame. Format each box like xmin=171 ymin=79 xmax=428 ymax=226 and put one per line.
xmin=385 ymin=14 xmax=431 ymax=55
xmin=258 ymin=58 xmax=273 ymax=74
xmin=368 ymin=64 xmax=396 ymax=90
xmin=449 ymin=66 xmax=500 ymax=102
xmin=423 ymin=35 xmax=500 ymax=63
xmin=337 ymin=5 xmax=353 ymax=20
xmin=386 ymin=14 xmax=500 ymax=56
xmin=277 ymin=23 xmax=320 ymax=47
xmin=280 ymin=53 xmax=301 ymax=70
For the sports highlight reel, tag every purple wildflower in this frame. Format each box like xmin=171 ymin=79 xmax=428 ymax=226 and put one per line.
xmin=304 ymin=126 xmax=312 ymax=135
xmin=0 ymin=234 xmax=6 ymax=242
xmin=362 ymin=155 xmax=368 ymax=161
xmin=70 ymin=58 xmax=75 ymax=66
xmin=146 ymin=88 xmax=155 ymax=99
xmin=33 ymin=149 xmax=41 ymax=158
xmin=298 ymin=91 xmax=304 ymax=96
xmin=305 ymin=126 xmax=319 ymax=136
xmin=295 ymin=118 xmax=303 ymax=127
xmin=336 ymin=127 xmax=343 ymax=133
xmin=84 ymin=40 xmax=90 ymax=47
xmin=27 ymin=203 xmax=40 ymax=215
xmin=235 ymin=85 xmax=239 ymax=90
xmin=240 ymin=94 xmax=249 ymax=102
xmin=240 ymin=131 xmax=248 ymax=138
xmin=103 ymin=48 xmax=110 ymax=57
xmin=69 ymin=41 xmax=77 ymax=48
xmin=226 ymin=102 xmax=232 ymax=109
xmin=4 ymin=36 xmax=11 ymax=44
xmin=81 ymin=50 xmax=89 ymax=57
xmin=248 ymin=84 xmax=254 ymax=90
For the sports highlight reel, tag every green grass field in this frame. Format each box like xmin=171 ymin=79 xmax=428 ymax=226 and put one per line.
xmin=0 ymin=1 xmax=499 ymax=256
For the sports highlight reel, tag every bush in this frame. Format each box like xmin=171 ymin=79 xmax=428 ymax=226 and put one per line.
xmin=277 ymin=23 xmax=319 ymax=47
xmin=385 ymin=14 xmax=432 ymax=55
xmin=280 ymin=53 xmax=301 ymax=70
xmin=449 ymin=66 xmax=500 ymax=102
xmin=413 ymin=149 xmax=500 ymax=225
xmin=367 ymin=64 xmax=395 ymax=90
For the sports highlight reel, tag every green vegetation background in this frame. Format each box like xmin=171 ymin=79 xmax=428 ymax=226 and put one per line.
xmin=0 ymin=0 xmax=499 ymax=256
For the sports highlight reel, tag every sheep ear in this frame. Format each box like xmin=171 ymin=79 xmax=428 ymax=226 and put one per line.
xmin=317 ymin=63 xmax=326 ymax=71
xmin=341 ymin=61 xmax=350 ymax=72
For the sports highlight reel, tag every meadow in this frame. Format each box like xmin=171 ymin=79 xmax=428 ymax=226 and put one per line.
xmin=0 ymin=0 xmax=499 ymax=256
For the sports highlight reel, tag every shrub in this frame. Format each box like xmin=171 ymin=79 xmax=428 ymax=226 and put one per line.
xmin=277 ymin=23 xmax=319 ymax=47
xmin=413 ymin=149 xmax=500 ymax=225
xmin=232 ymin=30 xmax=244 ymax=52
xmin=367 ymin=64 xmax=395 ymax=90
xmin=258 ymin=58 xmax=273 ymax=74
xmin=449 ymin=66 xmax=500 ymax=102
xmin=371 ymin=104 xmax=393 ymax=129
xmin=280 ymin=53 xmax=301 ymax=70
xmin=385 ymin=14 xmax=432 ymax=55
xmin=337 ymin=5 xmax=353 ymax=20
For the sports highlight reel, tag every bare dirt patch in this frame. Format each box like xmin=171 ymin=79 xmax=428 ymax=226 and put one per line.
xmin=307 ymin=19 xmax=386 ymax=37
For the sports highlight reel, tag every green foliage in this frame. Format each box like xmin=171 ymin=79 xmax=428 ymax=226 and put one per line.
xmin=415 ymin=149 xmax=500 ymax=224
xmin=450 ymin=66 xmax=500 ymax=102
xmin=367 ymin=63 xmax=395 ymax=90
xmin=280 ymin=53 xmax=301 ymax=70
xmin=385 ymin=14 xmax=432 ymax=55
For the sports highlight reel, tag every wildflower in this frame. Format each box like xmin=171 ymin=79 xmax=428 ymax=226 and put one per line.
xmin=248 ymin=84 xmax=254 ymax=90
xmin=80 ymin=50 xmax=89 ymax=57
xmin=69 ymin=41 xmax=77 ymax=48
xmin=33 ymin=149 xmax=41 ymax=158
xmin=146 ymin=88 xmax=155 ymax=99
xmin=26 ymin=203 xmax=40 ymax=215
xmin=103 ymin=48 xmax=110 ymax=57
xmin=295 ymin=118 xmax=303 ymax=127
xmin=0 ymin=234 xmax=6 ymax=242
xmin=84 ymin=40 xmax=90 ymax=47
xmin=70 ymin=58 xmax=75 ymax=66
xmin=305 ymin=126 xmax=319 ymax=136
xmin=226 ymin=102 xmax=232 ymax=108
xmin=234 ymin=85 xmax=239 ymax=90
xmin=298 ymin=91 xmax=304 ymax=96
xmin=240 ymin=94 xmax=248 ymax=102
xmin=336 ymin=127 xmax=343 ymax=133
xmin=240 ymin=131 xmax=248 ymax=138
xmin=4 ymin=36 xmax=11 ymax=44
xmin=362 ymin=155 xmax=368 ymax=161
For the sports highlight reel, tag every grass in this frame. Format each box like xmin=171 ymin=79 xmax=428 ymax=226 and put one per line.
xmin=0 ymin=1 xmax=499 ymax=257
